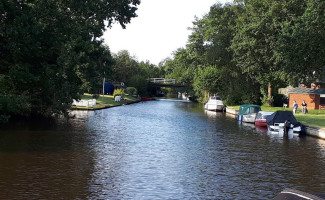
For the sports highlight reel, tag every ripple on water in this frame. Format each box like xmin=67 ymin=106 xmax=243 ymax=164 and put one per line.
xmin=0 ymin=101 xmax=325 ymax=199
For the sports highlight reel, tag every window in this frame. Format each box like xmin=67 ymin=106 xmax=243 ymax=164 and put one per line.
xmin=320 ymin=96 xmax=325 ymax=105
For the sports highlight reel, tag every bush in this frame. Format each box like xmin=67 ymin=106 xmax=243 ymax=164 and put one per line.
xmin=113 ymin=89 xmax=125 ymax=98
xmin=273 ymin=94 xmax=288 ymax=107
xmin=125 ymin=87 xmax=137 ymax=95
xmin=0 ymin=94 xmax=31 ymax=122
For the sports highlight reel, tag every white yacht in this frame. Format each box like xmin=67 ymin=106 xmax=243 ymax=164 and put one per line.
xmin=204 ymin=96 xmax=224 ymax=111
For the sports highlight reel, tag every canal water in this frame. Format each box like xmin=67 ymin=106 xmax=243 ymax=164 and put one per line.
xmin=0 ymin=100 xmax=325 ymax=199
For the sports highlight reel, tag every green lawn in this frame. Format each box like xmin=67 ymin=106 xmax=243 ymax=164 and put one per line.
xmin=261 ymin=106 xmax=325 ymax=129
xmin=73 ymin=93 xmax=140 ymax=109
xmin=228 ymin=105 xmax=325 ymax=129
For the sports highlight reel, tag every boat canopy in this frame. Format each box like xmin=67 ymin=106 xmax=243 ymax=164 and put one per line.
xmin=238 ymin=104 xmax=261 ymax=115
xmin=266 ymin=111 xmax=300 ymax=126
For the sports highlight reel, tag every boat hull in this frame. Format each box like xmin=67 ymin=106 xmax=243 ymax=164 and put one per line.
xmin=237 ymin=113 xmax=257 ymax=123
xmin=268 ymin=123 xmax=302 ymax=134
xmin=255 ymin=119 xmax=267 ymax=127
xmin=205 ymin=104 xmax=224 ymax=111
xmin=204 ymin=99 xmax=224 ymax=111
xmin=141 ymin=97 xmax=153 ymax=101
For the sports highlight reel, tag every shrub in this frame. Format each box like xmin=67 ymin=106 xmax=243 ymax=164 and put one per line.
xmin=113 ymin=88 xmax=125 ymax=97
xmin=125 ymin=87 xmax=137 ymax=95
xmin=0 ymin=94 xmax=31 ymax=122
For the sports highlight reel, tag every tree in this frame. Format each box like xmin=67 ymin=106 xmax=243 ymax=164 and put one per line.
xmin=110 ymin=50 xmax=164 ymax=96
xmin=231 ymin=0 xmax=311 ymax=105
xmin=111 ymin=50 xmax=140 ymax=84
xmin=0 ymin=0 xmax=140 ymax=121
xmin=277 ymin=0 xmax=325 ymax=85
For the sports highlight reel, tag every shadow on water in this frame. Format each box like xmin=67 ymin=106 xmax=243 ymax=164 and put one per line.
xmin=0 ymin=101 xmax=325 ymax=199
xmin=0 ymin=113 xmax=96 ymax=199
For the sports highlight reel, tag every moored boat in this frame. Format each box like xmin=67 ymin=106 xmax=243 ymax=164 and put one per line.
xmin=266 ymin=111 xmax=302 ymax=134
xmin=237 ymin=104 xmax=261 ymax=123
xmin=141 ymin=97 xmax=153 ymax=101
xmin=255 ymin=111 xmax=274 ymax=127
xmin=204 ymin=95 xmax=224 ymax=111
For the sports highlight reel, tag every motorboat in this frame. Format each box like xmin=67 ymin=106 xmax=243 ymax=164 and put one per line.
xmin=266 ymin=111 xmax=302 ymax=134
xmin=141 ymin=97 xmax=154 ymax=101
xmin=237 ymin=104 xmax=261 ymax=123
xmin=254 ymin=111 xmax=274 ymax=127
xmin=204 ymin=96 xmax=224 ymax=111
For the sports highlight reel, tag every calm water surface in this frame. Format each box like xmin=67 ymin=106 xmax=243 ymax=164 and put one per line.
xmin=0 ymin=100 xmax=325 ymax=199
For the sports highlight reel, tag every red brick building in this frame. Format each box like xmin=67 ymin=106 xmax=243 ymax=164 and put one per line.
xmin=288 ymin=88 xmax=325 ymax=110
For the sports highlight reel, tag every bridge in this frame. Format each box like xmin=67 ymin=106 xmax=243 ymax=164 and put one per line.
xmin=147 ymin=78 xmax=185 ymax=88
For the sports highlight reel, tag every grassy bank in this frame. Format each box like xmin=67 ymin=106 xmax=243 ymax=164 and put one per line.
xmin=72 ymin=93 xmax=141 ymax=110
xmin=227 ymin=105 xmax=325 ymax=129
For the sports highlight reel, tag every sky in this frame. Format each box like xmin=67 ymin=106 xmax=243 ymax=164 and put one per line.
xmin=102 ymin=0 xmax=232 ymax=65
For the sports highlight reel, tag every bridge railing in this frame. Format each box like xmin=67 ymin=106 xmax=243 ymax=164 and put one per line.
xmin=147 ymin=78 xmax=176 ymax=85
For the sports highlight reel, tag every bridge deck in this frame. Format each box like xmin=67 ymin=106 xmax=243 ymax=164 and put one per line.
xmin=147 ymin=78 xmax=185 ymax=88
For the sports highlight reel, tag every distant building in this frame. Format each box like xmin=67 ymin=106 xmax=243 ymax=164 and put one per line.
xmin=288 ymin=88 xmax=325 ymax=110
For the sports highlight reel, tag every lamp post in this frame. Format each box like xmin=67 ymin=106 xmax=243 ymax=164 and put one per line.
xmin=102 ymin=61 xmax=106 ymax=97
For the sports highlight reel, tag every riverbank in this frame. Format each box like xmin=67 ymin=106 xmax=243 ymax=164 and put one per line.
xmin=71 ymin=93 xmax=141 ymax=110
xmin=226 ymin=106 xmax=325 ymax=139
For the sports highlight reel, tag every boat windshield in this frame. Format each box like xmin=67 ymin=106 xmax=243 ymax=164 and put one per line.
xmin=256 ymin=112 xmax=274 ymax=119
xmin=257 ymin=113 xmax=270 ymax=119
xmin=249 ymin=107 xmax=261 ymax=114
xmin=210 ymin=96 xmax=222 ymax=100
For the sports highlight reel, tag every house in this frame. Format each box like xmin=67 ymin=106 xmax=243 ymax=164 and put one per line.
xmin=288 ymin=87 xmax=325 ymax=110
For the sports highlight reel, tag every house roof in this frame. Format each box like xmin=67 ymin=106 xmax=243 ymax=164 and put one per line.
xmin=288 ymin=87 xmax=325 ymax=94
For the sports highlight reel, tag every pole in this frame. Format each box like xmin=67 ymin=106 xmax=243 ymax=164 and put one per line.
xmin=102 ymin=61 xmax=106 ymax=97
xmin=102 ymin=77 xmax=105 ymax=97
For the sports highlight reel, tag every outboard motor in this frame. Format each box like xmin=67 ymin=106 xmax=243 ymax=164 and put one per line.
xmin=283 ymin=120 xmax=290 ymax=136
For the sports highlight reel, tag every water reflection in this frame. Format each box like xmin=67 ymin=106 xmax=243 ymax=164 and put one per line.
xmin=0 ymin=101 xmax=324 ymax=199
xmin=0 ymin=118 xmax=95 ymax=199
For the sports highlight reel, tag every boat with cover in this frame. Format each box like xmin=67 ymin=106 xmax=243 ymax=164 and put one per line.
xmin=237 ymin=104 xmax=261 ymax=123
xmin=204 ymin=96 xmax=224 ymax=111
xmin=255 ymin=111 xmax=274 ymax=127
xmin=266 ymin=111 xmax=302 ymax=134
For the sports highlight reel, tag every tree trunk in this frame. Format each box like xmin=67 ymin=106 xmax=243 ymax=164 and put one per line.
xmin=267 ymin=83 xmax=272 ymax=106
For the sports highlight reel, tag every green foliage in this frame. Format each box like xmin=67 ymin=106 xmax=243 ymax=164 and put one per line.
xmin=0 ymin=94 xmax=31 ymax=122
xmin=110 ymin=50 xmax=162 ymax=96
xmin=0 ymin=0 xmax=140 ymax=121
xmin=277 ymin=0 xmax=325 ymax=84
xmin=113 ymin=89 xmax=125 ymax=98
xmin=162 ymin=1 xmax=325 ymax=106
xmin=162 ymin=3 xmax=261 ymax=105
xmin=193 ymin=66 xmax=222 ymax=95
xmin=125 ymin=87 xmax=138 ymax=95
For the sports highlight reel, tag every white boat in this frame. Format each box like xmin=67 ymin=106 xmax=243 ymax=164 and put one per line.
xmin=255 ymin=111 xmax=274 ymax=127
xmin=266 ymin=111 xmax=303 ymax=135
xmin=204 ymin=96 xmax=224 ymax=111
xmin=237 ymin=104 xmax=261 ymax=123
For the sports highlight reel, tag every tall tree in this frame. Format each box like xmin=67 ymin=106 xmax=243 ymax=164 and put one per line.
xmin=190 ymin=3 xmax=261 ymax=104
xmin=0 ymin=0 xmax=140 ymax=121
xmin=231 ymin=0 xmax=308 ymax=105
xmin=277 ymin=0 xmax=325 ymax=85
